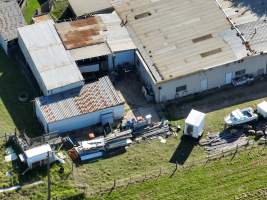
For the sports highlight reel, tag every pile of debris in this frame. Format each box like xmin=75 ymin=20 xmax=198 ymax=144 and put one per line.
xmin=133 ymin=121 xmax=171 ymax=140
xmin=67 ymin=130 xmax=133 ymax=162
xmin=66 ymin=120 xmax=171 ymax=163
xmin=199 ymin=130 xmax=249 ymax=155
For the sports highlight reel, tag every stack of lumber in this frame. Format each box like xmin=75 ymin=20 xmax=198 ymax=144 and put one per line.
xmin=133 ymin=123 xmax=170 ymax=140
xmin=105 ymin=129 xmax=133 ymax=150
xmin=199 ymin=131 xmax=249 ymax=155
xmin=104 ymin=129 xmax=132 ymax=143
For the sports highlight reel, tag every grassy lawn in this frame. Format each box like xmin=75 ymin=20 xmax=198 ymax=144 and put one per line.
xmin=50 ymin=0 xmax=69 ymax=20
xmin=0 ymin=50 xmax=40 ymax=136
xmin=0 ymin=48 xmax=41 ymax=192
xmin=22 ymin=0 xmax=69 ymax=24
xmin=88 ymin=147 xmax=267 ymax=200
xmin=22 ymin=0 xmax=41 ymax=24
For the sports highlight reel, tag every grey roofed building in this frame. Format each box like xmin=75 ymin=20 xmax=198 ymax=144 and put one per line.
xmin=18 ymin=20 xmax=84 ymax=96
xmin=112 ymin=0 xmax=249 ymax=83
xmin=68 ymin=0 xmax=113 ymax=17
xmin=0 ymin=0 xmax=25 ymax=54
xmin=217 ymin=0 xmax=267 ymax=54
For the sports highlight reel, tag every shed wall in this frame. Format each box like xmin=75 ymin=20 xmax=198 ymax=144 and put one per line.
xmin=114 ymin=50 xmax=135 ymax=67
xmin=108 ymin=50 xmax=135 ymax=71
xmin=40 ymin=105 xmax=124 ymax=134
xmin=154 ymin=54 xmax=267 ymax=102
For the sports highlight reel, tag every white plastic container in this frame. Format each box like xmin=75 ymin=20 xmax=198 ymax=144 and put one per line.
xmin=257 ymin=101 xmax=267 ymax=118
xmin=184 ymin=109 xmax=206 ymax=139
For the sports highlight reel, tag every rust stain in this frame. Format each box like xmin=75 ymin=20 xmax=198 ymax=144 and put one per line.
xmin=56 ymin=16 xmax=106 ymax=50
xmin=70 ymin=17 xmax=99 ymax=27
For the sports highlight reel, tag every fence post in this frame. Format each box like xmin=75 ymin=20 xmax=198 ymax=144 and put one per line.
xmin=158 ymin=168 xmax=162 ymax=179
xmin=113 ymin=179 xmax=116 ymax=189
xmin=169 ymin=162 xmax=178 ymax=178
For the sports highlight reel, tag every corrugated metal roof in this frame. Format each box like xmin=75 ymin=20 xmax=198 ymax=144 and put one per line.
xmin=217 ymin=0 xmax=265 ymax=26
xmin=55 ymin=12 xmax=135 ymax=60
xmin=18 ymin=20 xmax=84 ymax=92
xmin=0 ymin=0 xmax=25 ymax=42
xmin=237 ymin=20 xmax=267 ymax=53
xmin=112 ymin=0 xmax=247 ymax=83
xmin=69 ymin=43 xmax=111 ymax=61
xmin=217 ymin=0 xmax=267 ymax=54
xmin=99 ymin=12 xmax=136 ymax=52
xmin=36 ymin=76 xmax=124 ymax=123
xmin=69 ymin=0 xmax=112 ymax=17
xmin=55 ymin=17 xmax=106 ymax=50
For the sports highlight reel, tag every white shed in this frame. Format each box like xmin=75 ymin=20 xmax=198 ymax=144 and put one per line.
xmin=184 ymin=109 xmax=206 ymax=139
xmin=18 ymin=20 xmax=84 ymax=96
xmin=35 ymin=76 xmax=125 ymax=134
xmin=24 ymin=144 xmax=55 ymax=169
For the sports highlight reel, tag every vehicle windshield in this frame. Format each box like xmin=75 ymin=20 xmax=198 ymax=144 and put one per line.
xmin=242 ymin=110 xmax=252 ymax=118
xmin=230 ymin=113 xmax=237 ymax=121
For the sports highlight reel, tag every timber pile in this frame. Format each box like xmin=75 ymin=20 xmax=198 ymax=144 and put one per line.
xmin=199 ymin=131 xmax=249 ymax=155
xmin=133 ymin=123 xmax=171 ymax=140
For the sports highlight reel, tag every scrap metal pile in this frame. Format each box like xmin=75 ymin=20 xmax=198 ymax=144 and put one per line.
xmin=66 ymin=119 xmax=171 ymax=163
xmin=199 ymin=130 xmax=249 ymax=155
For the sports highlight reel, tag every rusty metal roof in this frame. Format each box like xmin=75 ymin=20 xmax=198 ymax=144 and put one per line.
xmin=36 ymin=76 xmax=124 ymax=123
xmin=55 ymin=12 xmax=136 ymax=60
xmin=55 ymin=17 xmax=107 ymax=50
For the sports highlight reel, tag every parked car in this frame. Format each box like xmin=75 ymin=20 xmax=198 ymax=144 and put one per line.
xmin=232 ymin=74 xmax=254 ymax=86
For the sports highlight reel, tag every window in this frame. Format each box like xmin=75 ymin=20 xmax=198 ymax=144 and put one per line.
xmin=235 ymin=69 xmax=246 ymax=77
xmin=135 ymin=12 xmax=152 ymax=20
xmin=192 ymin=34 xmax=213 ymax=43
xmin=176 ymin=85 xmax=187 ymax=92
xmin=200 ymin=48 xmax=222 ymax=58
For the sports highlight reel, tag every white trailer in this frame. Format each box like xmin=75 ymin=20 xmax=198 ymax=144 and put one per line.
xmin=184 ymin=109 xmax=206 ymax=139
xmin=257 ymin=101 xmax=267 ymax=118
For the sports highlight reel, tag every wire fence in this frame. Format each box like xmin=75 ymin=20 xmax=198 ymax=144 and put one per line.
xmin=78 ymin=140 xmax=265 ymax=197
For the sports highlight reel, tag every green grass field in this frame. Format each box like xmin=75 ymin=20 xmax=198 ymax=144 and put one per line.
xmin=50 ymin=0 xmax=69 ymax=20
xmin=22 ymin=0 xmax=41 ymax=24
xmin=22 ymin=0 xmax=68 ymax=24
xmin=88 ymin=148 xmax=267 ymax=200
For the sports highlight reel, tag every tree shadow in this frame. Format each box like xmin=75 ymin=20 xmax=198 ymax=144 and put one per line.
xmin=0 ymin=49 xmax=42 ymax=137
xmin=231 ymin=0 xmax=267 ymax=17
xmin=169 ymin=135 xmax=198 ymax=165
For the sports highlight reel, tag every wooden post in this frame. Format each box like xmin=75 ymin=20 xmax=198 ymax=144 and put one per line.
xmin=47 ymin=152 xmax=51 ymax=200
xmin=113 ymin=179 xmax=116 ymax=189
